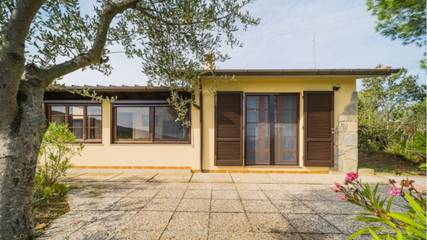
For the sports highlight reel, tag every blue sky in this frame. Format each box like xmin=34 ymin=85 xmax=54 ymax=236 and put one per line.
xmin=63 ymin=0 xmax=425 ymax=88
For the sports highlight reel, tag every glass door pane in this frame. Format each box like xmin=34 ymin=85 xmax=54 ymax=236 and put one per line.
xmin=245 ymin=96 xmax=271 ymax=165
xmin=274 ymin=95 xmax=298 ymax=165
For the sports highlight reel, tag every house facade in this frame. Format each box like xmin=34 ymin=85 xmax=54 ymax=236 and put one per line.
xmin=43 ymin=69 xmax=397 ymax=173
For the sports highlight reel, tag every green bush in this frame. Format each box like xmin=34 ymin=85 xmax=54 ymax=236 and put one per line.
xmin=358 ymin=70 xmax=426 ymax=163
xmin=34 ymin=123 xmax=83 ymax=204
xmin=333 ymin=173 xmax=426 ymax=239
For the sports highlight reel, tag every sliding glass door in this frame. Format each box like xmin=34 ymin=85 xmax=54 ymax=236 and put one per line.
xmin=245 ymin=94 xmax=299 ymax=165
xmin=274 ymin=95 xmax=298 ymax=165
xmin=245 ymin=96 xmax=271 ymax=165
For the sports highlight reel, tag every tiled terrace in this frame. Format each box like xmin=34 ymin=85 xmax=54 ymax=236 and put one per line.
xmin=39 ymin=171 xmax=425 ymax=240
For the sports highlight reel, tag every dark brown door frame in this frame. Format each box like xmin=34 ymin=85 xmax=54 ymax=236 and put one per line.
xmin=303 ymin=91 xmax=334 ymax=167
xmin=244 ymin=93 xmax=300 ymax=166
xmin=214 ymin=91 xmax=244 ymax=166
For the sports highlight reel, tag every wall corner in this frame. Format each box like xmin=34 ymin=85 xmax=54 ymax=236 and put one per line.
xmin=336 ymin=91 xmax=358 ymax=172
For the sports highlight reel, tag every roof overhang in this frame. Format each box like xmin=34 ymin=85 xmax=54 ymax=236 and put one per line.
xmin=48 ymin=68 xmax=400 ymax=93
xmin=200 ymin=68 xmax=400 ymax=77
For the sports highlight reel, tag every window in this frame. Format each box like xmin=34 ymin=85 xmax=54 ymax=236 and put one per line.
xmin=113 ymin=105 xmax=190 ymax=143
xmin=46 ymin=104 xmax=102 ymax=142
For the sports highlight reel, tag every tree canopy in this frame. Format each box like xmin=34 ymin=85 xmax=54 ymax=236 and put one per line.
xmin=0 ymin=1 xmax=259 ymax=238
xmin=366 ymin=0 xmax=426 ymax=68
xmin=1 ymin=0 xmax=259 ymax=87
xmin=358 ymin=69 xmax=426 ymax=162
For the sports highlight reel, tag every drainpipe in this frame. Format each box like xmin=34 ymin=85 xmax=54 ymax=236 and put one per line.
xmin=199 ymin=77 xmax=204 ymax=173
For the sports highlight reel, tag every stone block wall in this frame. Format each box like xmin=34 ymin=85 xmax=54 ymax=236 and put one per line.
xmin=336 ymin=92 xmax=358 ymax=172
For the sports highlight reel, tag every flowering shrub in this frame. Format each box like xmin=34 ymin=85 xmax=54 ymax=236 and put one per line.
xmin=333 ymin=172 xmax=426 ymax=240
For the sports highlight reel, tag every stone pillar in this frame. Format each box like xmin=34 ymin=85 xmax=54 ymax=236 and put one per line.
xmin=336 ymin=92 xmax=358 ymax=172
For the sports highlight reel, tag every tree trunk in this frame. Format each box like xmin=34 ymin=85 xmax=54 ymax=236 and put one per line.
xmin=0 ymin=81 xmax=47 ymax=240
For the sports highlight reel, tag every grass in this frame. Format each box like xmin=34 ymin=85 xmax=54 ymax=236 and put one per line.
xmin=32 ymin=194 xmax=70 ymax=237
xmin=359 ymin=151 xmax=424 ymax=176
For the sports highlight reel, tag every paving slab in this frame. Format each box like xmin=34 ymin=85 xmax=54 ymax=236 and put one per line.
xmin=272 ymin=200 xmax=314 ymax=214
xmin=247 ymin=213 xmax=295 ymax=233
xmin=184 ymin=189 xmax=212 ymax=199
xmin=161 ymin=231 xmax=208 ymax=240
xmin=191 ymin=173 xmax=233 ymax=183
xmin=143 ymin=198 xmax=181 ymax=211
xmin=284 ymin=214 xmax=341 ymax=234
xmin=177 ymin=199 xmax=211 ymax=212
xmin=209 ymin=213 xmax=252 ymax=232
xmin=156 ymin=189 xmax=185 ymax=199
xmin=211 ymin=199 xmax=244 ymax=212
xmin=44 ymin=171 xmax=423 ymax=239
xmin=212 ymin=190 xmax=239 ymax=199
xmin=113 ymin=230 xmax=162 ymax=240
xmin=208 ymin=232 xmax=254 ymax=240
xmin=166 ymin=212 xmax=209 ymax=231
xmin=124 ymin=211 xmax=174 ymax=231
xmin=254 ymin=233 xmax=303 ymax=240
xmin=242 ymin=200 xmax=278 ymax=213
xmin=238 ymin=190 xmax=268 ymax=200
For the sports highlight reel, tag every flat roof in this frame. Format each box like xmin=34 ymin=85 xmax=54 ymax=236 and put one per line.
xmin=50 ymin=68 xmax=399 ymax=92
xmin=201 ymin=68 xmax=400 ymax=76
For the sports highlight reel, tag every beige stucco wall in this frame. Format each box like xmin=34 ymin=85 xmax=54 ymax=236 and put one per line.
xmin=202 ymin=76 xmax=358 ymax=171
xmin=55 ymin=75 xmax=357 ymax=171
xmin=69 ymin=100 xmax=201 ymax=169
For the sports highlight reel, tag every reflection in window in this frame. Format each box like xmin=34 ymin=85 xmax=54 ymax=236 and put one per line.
xmin=113 ymin=105 xmax=190 ymax=143
xmin=47 ymin=104 xmax=102 ymax=142
xmin=116 ymin=107 xmax=150 ymax=141
xmin=154 ymin=107 xmax=188 ymax=141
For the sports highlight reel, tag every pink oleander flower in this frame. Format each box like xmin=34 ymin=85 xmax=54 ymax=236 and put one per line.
xmin=332 ymin=182 xmax=341 ymax=192
xmin=389 ymin=187 xmax=401 ymax=196
xmin=339 ymin=195 xmax=348 ymax=201
xmin=345 ymin=172 xmax=359 ymax=183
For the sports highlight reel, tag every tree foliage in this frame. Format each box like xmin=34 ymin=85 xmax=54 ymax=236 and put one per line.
xmin=366 ymin=0 xmax=426 ymax=68
xmin=0 ymin=0 xmax=259 ymax=122
xmin=35 ymin=122 xmax=83 ymax=204
xmin=358 ymin=69 xmax=426 ymax=162
xmin=0 ymin=1 xmax=258 ymax=238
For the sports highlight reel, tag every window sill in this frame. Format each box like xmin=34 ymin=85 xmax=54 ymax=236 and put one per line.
xmin=112 ymin=141 xmax=191 ymax=145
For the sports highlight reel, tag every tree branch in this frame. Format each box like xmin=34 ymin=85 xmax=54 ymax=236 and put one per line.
xmin=0 ymin=0 xmax=45 ymax=60
xmin=40 ymin=0 xmax=138 ymax=87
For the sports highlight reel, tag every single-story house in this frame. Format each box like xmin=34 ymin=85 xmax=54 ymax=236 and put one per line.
xmin=44 ymin=68 xmax=398 ymax=173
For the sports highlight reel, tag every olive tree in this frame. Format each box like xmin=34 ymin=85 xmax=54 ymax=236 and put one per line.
xmin=0 ymin=0 xmax=258 ymax=239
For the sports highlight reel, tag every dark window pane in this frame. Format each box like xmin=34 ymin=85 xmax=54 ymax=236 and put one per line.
xmin=87 ymin=106 xmax=102 ymax=115
xmin=70 ymin=117 xmax=83 ymax=128
xmin=154 ymin=107 xmax=188 ymax=141
xmin=88 ymin=116 xmax=102 ymax=129
xmin=51 ymin=106 xmax=66 ymax=114
xmin=116 ymin=107 xmax=150 ymax=140
xmin=71 ymin=128 xmax=83 ymax=139
xmin=69 ymin=106 xmax=84 ymax=115
xmin=50 ymin=106 xmax=66 ymax=124
xmin=274 ymin=95 xmax=298 ymax=164
xmin=51 ymin=114 xmax=65 ymax=124
xmin=245 ymin=96 xmax=270 ymax=165
xmin=89 ymin=128 xmax=102 ymax=139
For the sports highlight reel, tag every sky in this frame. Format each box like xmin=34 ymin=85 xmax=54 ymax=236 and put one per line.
xmin=62 ymin=0 xmax=426 ymax=88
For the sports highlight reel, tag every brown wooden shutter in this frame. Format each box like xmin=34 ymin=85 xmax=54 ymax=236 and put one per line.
xmin=304 ymin=91 xmax=334 ymax=167
xmin=215 ymin=92 xmax=243 ymax=166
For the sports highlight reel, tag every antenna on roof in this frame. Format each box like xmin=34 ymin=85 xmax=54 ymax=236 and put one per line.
xmin=312 ymin=35 xmax=317 ymax=69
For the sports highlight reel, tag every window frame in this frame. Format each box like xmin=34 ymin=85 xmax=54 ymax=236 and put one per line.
xmin=45 ymin=103 xmax=103 ymax=143
xmin=112 ymin=103 xmax=191 ymax=144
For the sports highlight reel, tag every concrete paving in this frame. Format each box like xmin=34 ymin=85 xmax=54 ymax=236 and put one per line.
xmin=40 ymin=171 xmax=426 ymax=240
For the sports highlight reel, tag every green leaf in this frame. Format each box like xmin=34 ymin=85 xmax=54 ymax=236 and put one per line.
xmin=354 ymin=215 xmax=381 ymax=223
xmin=386 ymin=196 xmax=394 ymax=212
xmin=368 ymin=228 xmax=381 ymax=240
xmin=388 ymin=212 xmax=424 ymax=229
